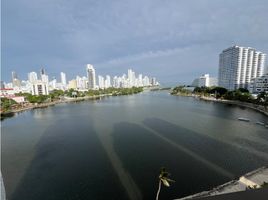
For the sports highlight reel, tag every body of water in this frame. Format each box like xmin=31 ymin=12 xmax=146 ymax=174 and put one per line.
xmin=2 ymin=91 xmax=268 ymax=200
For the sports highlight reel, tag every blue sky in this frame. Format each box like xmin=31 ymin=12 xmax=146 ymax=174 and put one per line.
xmin=2 ymin=0 xmax=268 ymax=85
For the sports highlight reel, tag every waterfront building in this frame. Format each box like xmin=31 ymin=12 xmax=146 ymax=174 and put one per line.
xmin=41 ymin=74 xmax=49 ymax=84
xmin=31 ymin=80 xmax=49 ymax=95
xmin=143 ymin=76 xmax=150 ymax=86
xmin=86 ymin=64 xmax=96 ymax=89
xmin=250 ymin=74 xmax=268 ymax=93
xmin=112 ymin=76 xmax=119 ymax=88
xmin=28 ymin=72 xmax=38 ymax=83
xmin=4 ymin=82 xmax=13 ymax=89
xmin=19 ymin=81 xmax=32 ymax=93
xmin=11 ymin=71 xmax=18 ymax=81
xmin=209 ymin=77 xmax=218 ymax=87
xmin=11 ymin=71 xmax=21 ymax=87
xmin=105 ymin=75 xmax=111 ymax=88
xmin=49 ymin=77 xmax=57 ymax=90
xmin=0 ymin=88 xmax=25 ymax=103
xmin=192 ymin=74 xmax=218 ymax=87
xmin=76 ymin=76 xmax=83 ymax=89
xmin=218 ymin=45 xmax=266 ymax=90
xmin=60 ymin=72 xmax=67 ymax=86
xmin=68 ymin=79 xmax=77 ymax=89
xmin=98 ymin=75 xmax=105 ymax=89
xmin=0 ymin=88 xmax=16 ymax=96
xmin=128 ymin=69 xmax=136 ymax=87
xmin=12 ymin=79 xmax=21 ymax=87
xmin=40 ymin=68 xmax=49 ymax=84
xmin=138 ymin=74 xmax=143 ymax=86
xmin=151 ymin=77 xmax=157 ymax=86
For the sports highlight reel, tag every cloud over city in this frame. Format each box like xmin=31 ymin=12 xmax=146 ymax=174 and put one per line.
xmin=2 ymin=0 xmax=268 ymax=84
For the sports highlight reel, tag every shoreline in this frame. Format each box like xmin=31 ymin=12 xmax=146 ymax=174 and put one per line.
xmin=171 ymin=93 xmax=268 ymax=117
xmin=199 ymin=96 xmax=268 ymax=117
xmin=0 ymin=94 xmax=112 ymax=118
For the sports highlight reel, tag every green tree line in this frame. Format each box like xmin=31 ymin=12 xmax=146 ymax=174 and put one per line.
xmin=172 ymin=86 xmax=268 ymax=107
xmin=13 ymin=87 xmax=143 ymax=104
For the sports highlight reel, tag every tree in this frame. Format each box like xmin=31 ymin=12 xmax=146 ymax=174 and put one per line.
xmin=0 ymin=97 xmax=18 ymax=112
xmin=209 ymin=87 xmax=228 ymax=98
xmin=156 ymin=168 xmax=174 ymax=200
xmin=238 ymin=88 xmax=249 ymax=93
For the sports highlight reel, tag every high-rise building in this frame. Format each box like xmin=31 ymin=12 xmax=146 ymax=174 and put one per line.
xmin=86 ymin=64 xmax=96 ymax=89
xmin=68 ymin=79 xmax=77 ymax=89
xmin=11 ymin=71 xmax=21 ymax=87
xmin=28 ymin=72 xmax=38 ymax=83
xmin=40 ymin=68 xmax=46 ymax=75
xmin=60 ymin=72 xmax=67 ymax=86
xmin=128 ymin=69 xmax=136 ymax=86
xmin=218 ymin=46 xmax=266 ymax=90
xmin=41 ymin=74 xmax=49 ymax=84
xmin=31 ymin=80 xmax=49 ymax=95
xmin=151 ymin=77 xmax=157 ymax=86
xmin=105 ymin=75 xmax=111 ymax=88
xmin=143 ymin=76 xmax=150 ymax=86
xmin=98 ymin=75 xmax=105 ymax=89
xmin=11 ymin=71 xmax=18 ymax=81
xmin=49 ymin=77 xmax=57 ymax=90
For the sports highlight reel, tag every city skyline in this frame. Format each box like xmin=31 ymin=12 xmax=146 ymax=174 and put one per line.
xmin=2 ymin=0 xmax=268 ymax=84
xmin=2 ymin=65 xmax=159 ymax=90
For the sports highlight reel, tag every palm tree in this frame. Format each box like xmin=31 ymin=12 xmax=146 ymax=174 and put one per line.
xmin=156 ymin=167 xmax=175 ymax=200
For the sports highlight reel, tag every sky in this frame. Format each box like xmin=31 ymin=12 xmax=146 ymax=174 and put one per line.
xmin=2 ymin=0 xmax=268 ymax=85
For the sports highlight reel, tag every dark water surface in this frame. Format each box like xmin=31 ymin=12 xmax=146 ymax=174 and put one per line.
xmin=2 ymin=91 xmax=268 ymax=200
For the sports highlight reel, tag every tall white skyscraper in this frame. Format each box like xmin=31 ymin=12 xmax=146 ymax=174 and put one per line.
xmin=218 ymin=45 xmax=266 ymax=90
xmin=128 ymin=69 xmax=136 ymax=86
xmin=105 ymin=75 xmax=111 ymax=88
xmin=60 ymin=72 xmax=67 ymax=86
xmin=86 ymin=64 xmax=96 ymax=89
xmin=98 ymin=75 xmax=105 ymax=89
xmin=28 ymin=72 xmax=38 ymax=83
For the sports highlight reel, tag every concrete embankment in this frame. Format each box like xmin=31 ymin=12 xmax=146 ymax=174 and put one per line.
xmin=176 ymin=166 xmax=268 ymax=200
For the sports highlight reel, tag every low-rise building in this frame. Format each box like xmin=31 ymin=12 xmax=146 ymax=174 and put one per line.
xmin=0 ymin=88 xmax=16 ymax=96
xmin=250 ymin=74 xmax=268 ymax=93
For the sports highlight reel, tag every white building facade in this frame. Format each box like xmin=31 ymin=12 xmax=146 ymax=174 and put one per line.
xmin=86 ymin=64 xmax=96 ymax=89
xmin=60 ymin=72 xmax=67 ymax=86
xmin=218 ymin=46 xmax=266 ymax=90
xmin=192 ymin=74 xmax=218 ymax=87
xmin=250 ymin=74 xmax=268 ymax=93
xmin=31 ymin=81 xmax=49 ymax=95
xmin=28 ymin=72 xmax=38 ymax=83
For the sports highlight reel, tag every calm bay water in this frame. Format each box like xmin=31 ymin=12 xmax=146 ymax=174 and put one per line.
xmin=2 ymin=91 xmax=268 ymax=200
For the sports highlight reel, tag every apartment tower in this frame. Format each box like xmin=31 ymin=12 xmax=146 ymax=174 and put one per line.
xmin=218 ymin=46 xmax=266 ymax=90
xmin=86 ymin=64 xmax=96 ymax=89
